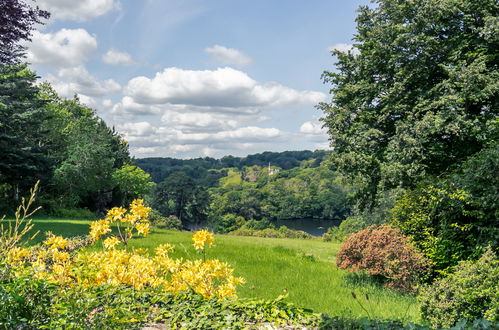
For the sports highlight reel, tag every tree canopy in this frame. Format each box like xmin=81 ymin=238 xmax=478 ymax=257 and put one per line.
xmin=319 ymin=0 xmax=498 ymax=208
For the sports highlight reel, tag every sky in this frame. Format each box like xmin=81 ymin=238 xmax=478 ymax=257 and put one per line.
xmin=26 ymin=0 xmax=369 ymax=159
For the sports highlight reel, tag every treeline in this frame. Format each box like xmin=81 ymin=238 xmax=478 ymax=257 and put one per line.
xmin=0 ymin=65 xmax=152 ymax=216
xmin=135 ymin=150 xmax=329 ymax=185
xmin=144 ymin=155 xmax=352 ymax=233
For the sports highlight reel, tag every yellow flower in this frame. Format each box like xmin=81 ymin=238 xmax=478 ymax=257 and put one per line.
xmin=89 ymin=219 xmax=111 ymax=241
xmin=130 ymin=199 xmax=151 ymax=219
xmin=192 ymin=230 xmax=215 ymax=250
xmin=7 ymin=247 xmax=30 ymax=264
xmin=155 ymin=243 xmax=174 ymax=257
xmin=135 ymin=222 xmax=150 ymax=236
xmin=44 ymin=233 xmax=69 ymax=250
xmin=102 ymin=236 xmax=121 ymax=249
xmin=106 ymin=207 xmax=127 ymax=222
xmin=52 ymin=250 xmax=70 ymax=263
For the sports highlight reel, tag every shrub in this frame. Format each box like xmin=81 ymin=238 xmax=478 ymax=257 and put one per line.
xmin=336 ymin=225 xmax=430 ymax=292
xmin=229 ymin=226 xmax=313 ymax=239
xmin=418 ymin=247 xmax=499 ymax=328
xmin=213 ymin=213 xmax=246 ymax=233
xmin=148 ymin=209 xmax=182 ymax=230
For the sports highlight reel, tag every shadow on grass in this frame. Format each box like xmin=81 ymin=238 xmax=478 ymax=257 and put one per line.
xmin=342 ymin=271 xmax=387 ymax=289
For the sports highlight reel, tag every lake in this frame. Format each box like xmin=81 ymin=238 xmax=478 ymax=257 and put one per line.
xmin=272 ymin=218 xmax=341 ymax=236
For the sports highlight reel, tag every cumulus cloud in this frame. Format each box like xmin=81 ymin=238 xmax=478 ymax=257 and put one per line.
xmin=26 ymin=29 xmax=97 ymax=67
xmin=300 ymin=121 xmax=326 ymax=135
xmin=125 ymin=67 xmax=325 ymax=108
xmin=102 ymin=49 xmax=137 ymax=65
xmin=204 ymin=45 xmax=252 ymax=67
xmin=37 ymin=0 xmax=119 ymax=22
xmin=327 ymin=43 xmax=359 ymax=55
xmin=47 ymin=66 xmax=121 ymax=98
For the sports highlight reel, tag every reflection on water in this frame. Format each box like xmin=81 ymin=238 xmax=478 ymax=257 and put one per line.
xmin=272 ymin=218 xmax=341 ymax=236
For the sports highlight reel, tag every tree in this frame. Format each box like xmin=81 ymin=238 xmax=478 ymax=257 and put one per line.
xmin=319 ymin=0 xmax=498 ymax=209
xmin=0 ymin=64 xmax=50 ymax=205
xmin=152 ymin=172 xmax=210 ymax=227
xmin=0 ymin=0 xmax=50 ymax=64
xmin=113 ymin=165 xmax=154 ymax=206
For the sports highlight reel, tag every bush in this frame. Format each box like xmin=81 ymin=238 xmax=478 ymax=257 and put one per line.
xmin=229 ymin=226 xmax=313 ymax=239
xmin=212 ymin=213 xmax=245 ymax=233
xmin=418 ymin=247 xmax=499 ymax=328
xmin=51 ymin=207 xmax=96 ymax=219
xmin=336 ymin=225 xmax=430 ymax=293
xmin=148 ymin=209 xmax=181 ymax=230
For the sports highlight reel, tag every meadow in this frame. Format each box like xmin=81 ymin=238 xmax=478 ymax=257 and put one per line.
xmin=28 ymin=217 xmax=421 ymax=323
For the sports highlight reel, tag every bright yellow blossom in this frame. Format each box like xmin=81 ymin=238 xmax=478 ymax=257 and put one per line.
xmin=102 ymin=236 xmax=121 ymax=249
xmin=89 ymin=219 xmax=111 ymax=241
xmin=135 ymin=222 xmax=151 ymax=236
xmin=44 ymin=233 xmax=69 ymax=250
xmin=192 ymin=230 xmax=215 ymax=250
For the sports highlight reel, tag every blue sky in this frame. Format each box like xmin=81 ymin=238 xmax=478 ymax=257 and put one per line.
xmin=27 ymin=0 xmax=368 ymax=158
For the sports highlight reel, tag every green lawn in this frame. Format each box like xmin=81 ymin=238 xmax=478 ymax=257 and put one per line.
xmin=27 ymin=218 xmax=421 ymax=323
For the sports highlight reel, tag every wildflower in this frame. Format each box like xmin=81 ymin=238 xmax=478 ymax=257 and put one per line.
xmin=103 ymin=236 xmax=121 ymax=249
xmin=89 ymin=219 xmax=111 ymax=241
xmin=155 ymin=243 xmax=174 ymax=257
xmin=106 ymin=207 xmax=127 ymax=221
xmin=192 ymin=230 xmax=215 ymax=250
xmin=135 ymin=222 xmax=151 ymax=236
xmin=44 ymin=233 xmax=69 ymax=250
xmin=52 ymin=250 xmax=70 ymax=263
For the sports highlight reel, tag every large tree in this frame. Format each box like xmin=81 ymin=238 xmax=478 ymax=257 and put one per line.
xmin=0 ymin=0 xmax=50 ymax=64
xmin=319 ymin=0 xmax=498 ymax=208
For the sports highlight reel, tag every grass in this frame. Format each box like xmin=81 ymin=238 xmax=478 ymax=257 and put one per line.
xmin=25 ymin=218 xmax=421 ymax=323
xmin=219 ymin=168 xmax=243 ymax=187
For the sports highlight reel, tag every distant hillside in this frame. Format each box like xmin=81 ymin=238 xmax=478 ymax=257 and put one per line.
xmin=135 ymin=150 xmax=330 ymax=185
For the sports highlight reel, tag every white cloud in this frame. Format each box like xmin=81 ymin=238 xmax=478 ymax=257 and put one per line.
xmin=300 ymin=121 xmax=325 ymax=135
xmin=327 ymin=43 xmax=359 ymax=55
xmin=37 ymin=0 xmax=119 ymax=22
xmin=48 ymin=66 xmax=121 ymax=98
xmin=125 ymin=67 xmax=325 ymax=108
xmin=204 ymin=45 xmax=252 ymax=67
xmin=117 ymin=122 xmax=156 ymax=137
xmin=27 ymin=29 xmax=97 ymax=67
xmin=102 ymin=49 xmax=137 ymax=65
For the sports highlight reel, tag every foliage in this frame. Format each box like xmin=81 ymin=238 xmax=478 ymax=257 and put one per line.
xmin=0 ymin=0 xmax=50 ymax=64
xmin=418 ymin=247 xmax=499 ymax=328
xmin=337 ymin=225 xmax=430 ymax=292
xmin=0 ymin=65 xmax=50 ymax=209
xmin=210 ymin=213 xmax=246 ymax=233
xmin=0 ymin=182 xmax=40 ymax=256
xmin=392 ymin=147 xmax=499 ymax=274
xmin=152 ymin=172 xmax=210 ymax=227
xmin=148 ymin=209 xmax=181 ymax=230
xmin=319 ymin=0 xmax=499 ymax=209
xmin=112 ymin=164 xmax=154 ymax=206
xmin=135 ymin=150 xmax=330 ymax=184
xmin=230 ymin=226 xmax=313 ymax=240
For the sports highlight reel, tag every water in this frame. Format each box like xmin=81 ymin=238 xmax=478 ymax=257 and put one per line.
xmin=272 ymin=218 xmax=341 ymax=236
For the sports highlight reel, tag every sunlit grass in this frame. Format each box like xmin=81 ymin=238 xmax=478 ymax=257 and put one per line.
xmin=28 ymin=218 xmax=421 ymax=323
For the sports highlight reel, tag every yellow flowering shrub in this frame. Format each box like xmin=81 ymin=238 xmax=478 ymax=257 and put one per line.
xmin=89 ymin=199 xmax=151 ymax=246
xmin=192 ymin=229 xmax=215 ymax=250
xmin=3 ymin=203 xmax=244 ymax=299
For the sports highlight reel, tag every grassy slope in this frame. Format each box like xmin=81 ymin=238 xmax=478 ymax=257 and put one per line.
xmin=28 ymin=219 xmax=420 ymax=323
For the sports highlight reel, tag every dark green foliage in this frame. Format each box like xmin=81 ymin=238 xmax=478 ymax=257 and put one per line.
xmin=210 ymin=213 xmax=246 ymax=233
xmin=391 ymin=146 xmax=499 ymax=274
xmin=0 ymin=0 xmax=50 ymax=64
xmin=0 ymin=273 xmax=54 ymax=328
xmin=418 ymin=248 xmax=499 ymax=328
xmin=0 ymin=64 xmax=50 ymax=209
xmin=230 ymin=226 xmax=313 ymax=239
xmin=148 ymin=209 xmax=182 ymax=230
xmin=135 ymin=150 xmax=330 ymax=184
xmin=319 ymin=0 xmax=499 ymax=209
xmin=151 ymin=172 xmax=210 ymax=227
